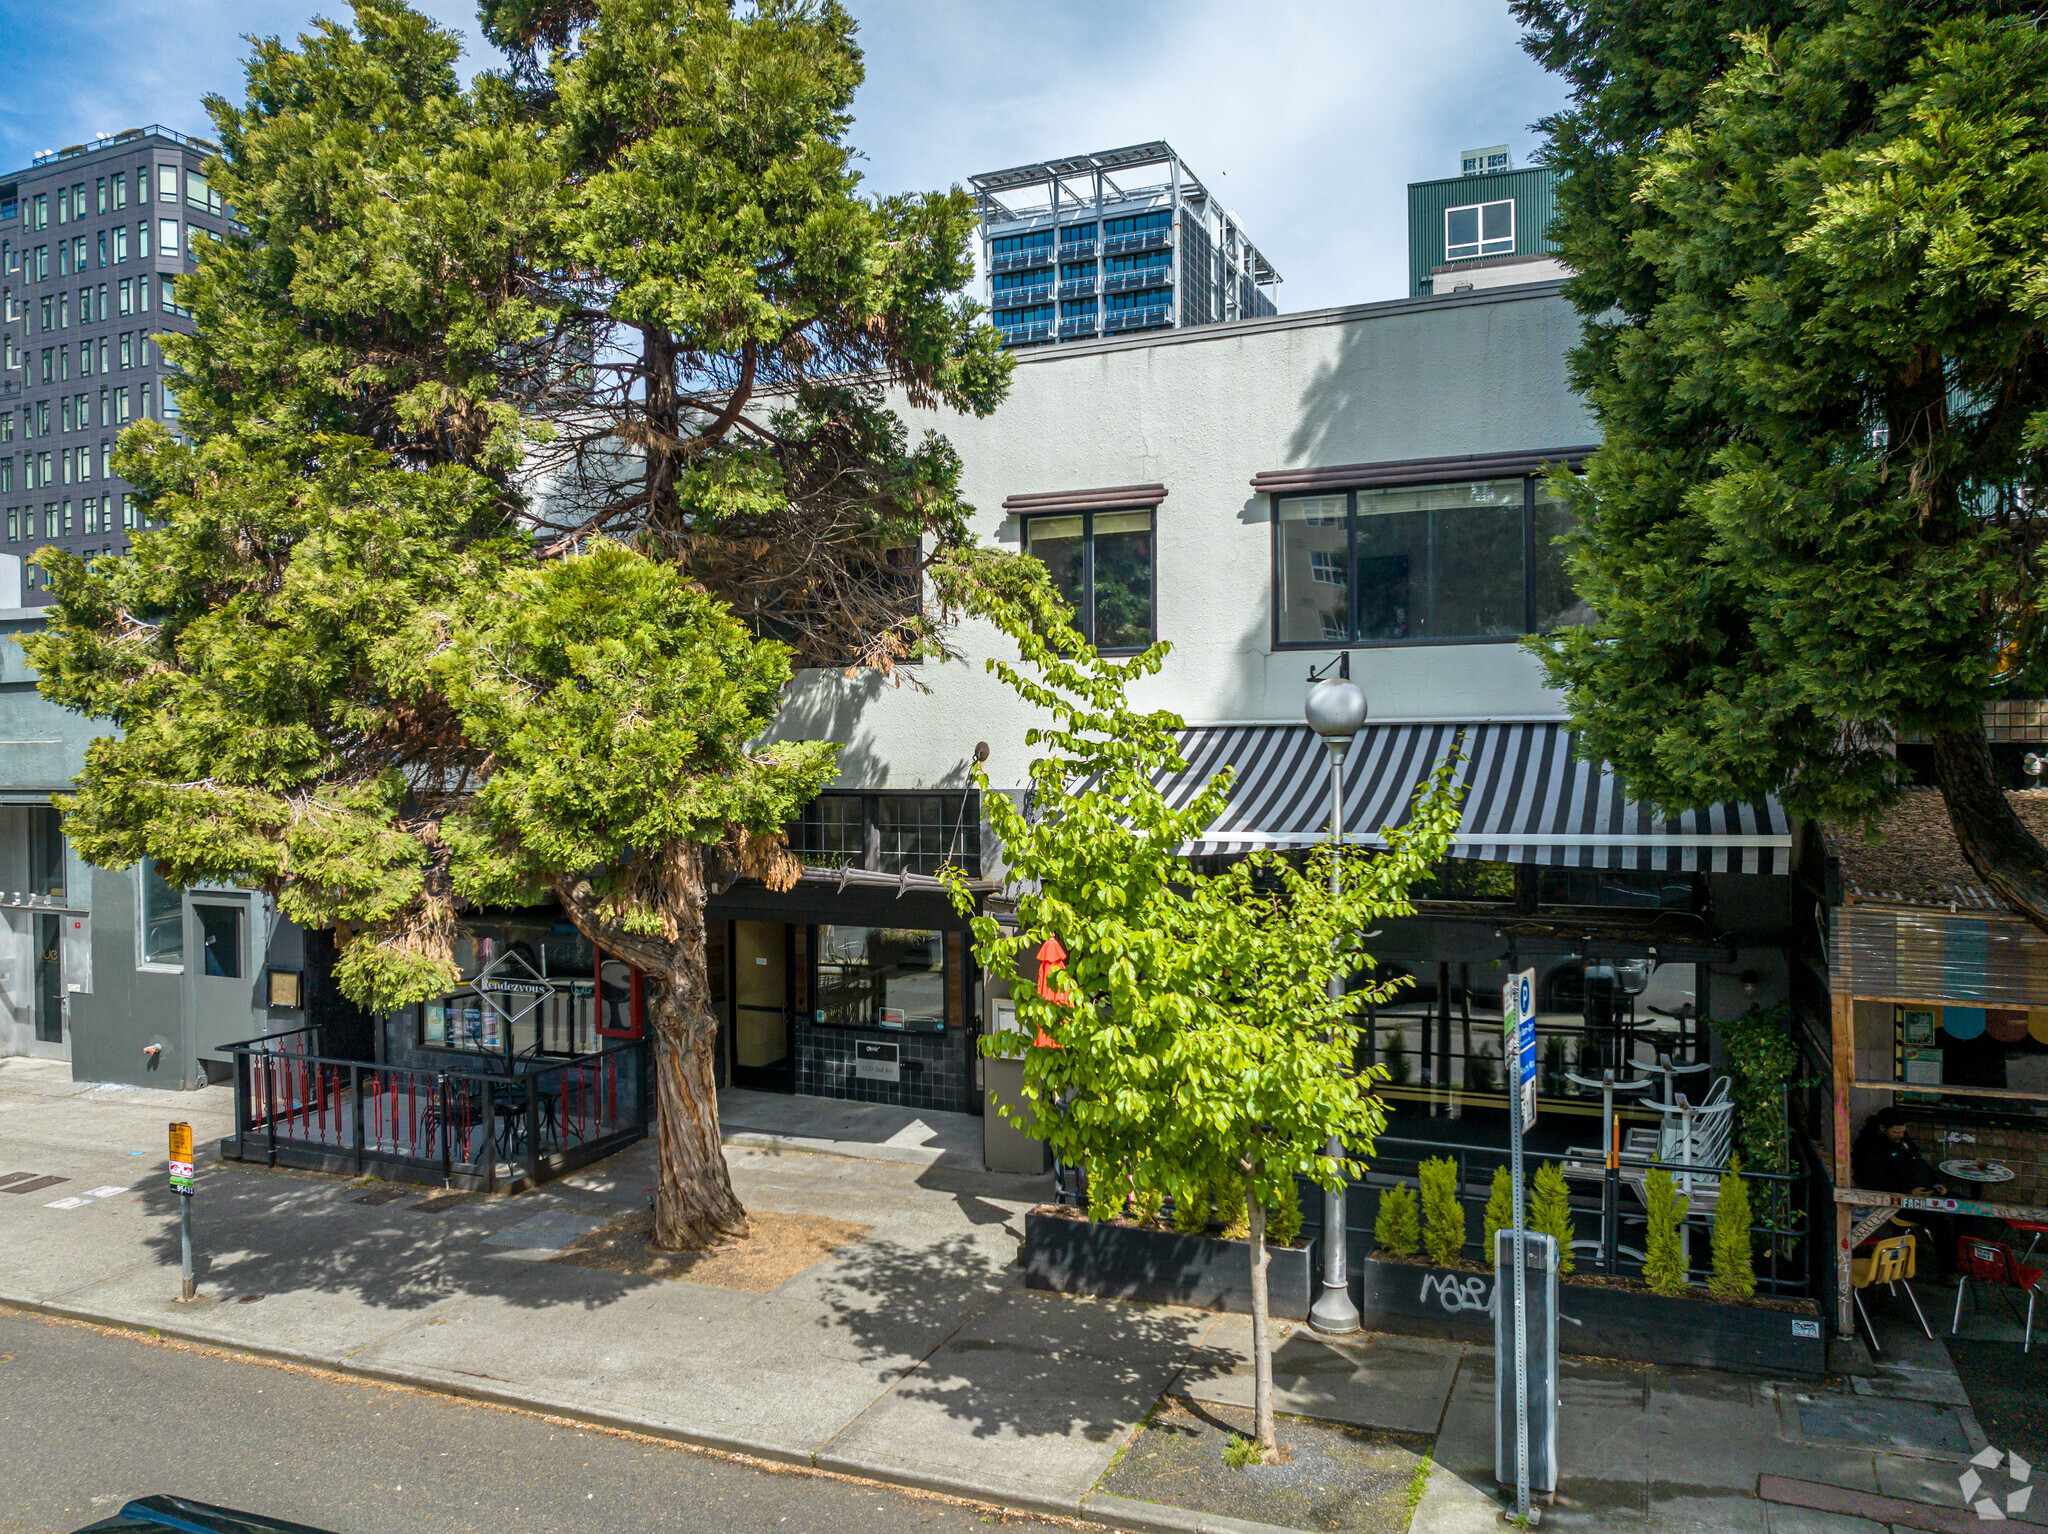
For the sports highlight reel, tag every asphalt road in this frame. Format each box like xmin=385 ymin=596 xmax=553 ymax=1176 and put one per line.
xmin=0 ymin=1309 xmax=1069 ymax=1534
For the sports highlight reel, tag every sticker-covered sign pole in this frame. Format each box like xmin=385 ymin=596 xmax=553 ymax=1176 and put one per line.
xmin=169 ymin=1120 xmax=195 ymax=1301
xmin=1501 ymin=948 xmax=1537 ymax=1524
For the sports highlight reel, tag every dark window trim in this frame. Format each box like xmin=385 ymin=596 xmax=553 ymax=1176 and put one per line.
xmin=1002 ymin=483 xmax=1167 ymax=514
xmin=1017 ymin=505 xmax=1158 ymax=654
xmin=1268 ymin=471 xmax=1574 ymax=651
xmin=1250 ymin=446 xmax=1595 ymax=496
xmin=794 ymin=790 xmax=982 ymax=876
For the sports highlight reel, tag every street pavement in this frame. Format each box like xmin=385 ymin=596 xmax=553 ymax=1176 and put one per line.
xmin=0 ymin=1307 xmax=1069 ymax=1534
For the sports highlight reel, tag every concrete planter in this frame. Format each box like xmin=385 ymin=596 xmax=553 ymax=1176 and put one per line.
xmin=1024 ymin=1208 xmax=1314 ymax=1320
xmin=1359 ymin=1255 xmax=1827 ymax=1376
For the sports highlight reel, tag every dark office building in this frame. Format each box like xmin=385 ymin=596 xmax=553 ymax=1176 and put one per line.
xmin=1 ymin=125 xmax=224 ymax=599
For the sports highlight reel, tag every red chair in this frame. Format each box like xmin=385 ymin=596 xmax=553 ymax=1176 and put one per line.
xmin=1952 ymin=1236 xmax=2043 ymax=1352
xmin=2007 ymin=1219 xmax=2048 ymax=1267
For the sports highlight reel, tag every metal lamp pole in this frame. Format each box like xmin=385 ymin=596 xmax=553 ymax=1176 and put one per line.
xmin=1306 ymin=654 xmax=1367 ymax=1336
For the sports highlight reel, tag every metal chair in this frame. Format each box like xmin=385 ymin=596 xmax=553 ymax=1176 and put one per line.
xmin=2006 ymin=1218 xmax=2048 ymax=1267
xmin=1952 ymin=1236 xmax=2043 ymax=1352
xmin=1851 ymin=1233 xmax=1931 ymax=1353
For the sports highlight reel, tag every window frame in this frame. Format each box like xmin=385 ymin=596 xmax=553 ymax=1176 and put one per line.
xmin=1018 ymin=505 xmax=1157 ymax=654
xmin=1444 ymin=198 xmax=1516 ymax=262
xmin=135 ymin=856 xmax=185 ymax=972
xmin=1270 ymin=474 xmax=1578 ymax=650
xmin=789 ymin=790 xmax=981 ymax=878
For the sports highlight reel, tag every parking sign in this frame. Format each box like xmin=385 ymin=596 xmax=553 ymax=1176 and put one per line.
xmin=1501 ymin=969 xmax=1537 ymax=1128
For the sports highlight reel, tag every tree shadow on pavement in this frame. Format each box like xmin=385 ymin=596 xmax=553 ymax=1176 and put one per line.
xmin=815 ymin=1231 xmax=1236 ymax=1441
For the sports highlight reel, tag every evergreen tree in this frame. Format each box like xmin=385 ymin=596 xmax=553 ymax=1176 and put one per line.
xmin=1531 ymin=1160 xmax=1576 ymax=1278
xmin=1375 ymin=1183 xmax=1421 ymax=1258
xmin=1515 ymin=0 xmax=2048 ymax=927
xmin=1709 ymin=1160 xmax=1757 ymax=1300
xmin=1642 ymin=1168 xmax=1689 ymax=1295
xmin=1419 ymin=1156 xmax=1466 ymax=1267
xmin=27 ymin=0 xmax=1011 ymax=1250
xmin=1483 ymin=1164 xmax=1515 ymax=1262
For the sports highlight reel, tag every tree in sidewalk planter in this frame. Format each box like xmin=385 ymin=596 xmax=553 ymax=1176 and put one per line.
xmin=1642 ymin=1169 xmax=1689 ymax=1297
xmin=944 ymin=577 xmax=1462 ymax=1464
xmin=26 ymin=0 xmax=1016 ymax=1253
xmin=1709 ymin=1159 xmax=1757 ymax=1302
xmin=1516 ymin=0 xmax=2048 ymax=932
xmin=1375 ymin=1183 xmax=1421 ymax=1258
xmin=1418 ymin=1157 xmax=1466 ymax=1268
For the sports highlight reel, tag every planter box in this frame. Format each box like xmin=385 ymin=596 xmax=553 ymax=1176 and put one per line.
xmin=1358 ymin=1256 xmax=1827 ymax=1377
xmin=1024 ymin=1209 xmax=1314 ymax=1320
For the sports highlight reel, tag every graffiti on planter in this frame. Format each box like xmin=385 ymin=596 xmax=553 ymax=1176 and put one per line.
xmin=1419 ymin=1271 xmax=1493 ymax=1314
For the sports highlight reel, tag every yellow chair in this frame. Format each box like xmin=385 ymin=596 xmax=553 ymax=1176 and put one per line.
xmin=1852 ymin=1233 xmax=1932 ymax=1353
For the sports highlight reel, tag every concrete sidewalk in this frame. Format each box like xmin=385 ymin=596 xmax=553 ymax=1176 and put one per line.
xmin=3 ymin=1057 xmax=2037 ymax=1534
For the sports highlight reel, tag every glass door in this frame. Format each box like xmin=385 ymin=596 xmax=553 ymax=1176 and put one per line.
xmin=731 ymin=921 xmax=791 ymax=1091
xmin=33 ymin=912 xmax=63 ymax=1048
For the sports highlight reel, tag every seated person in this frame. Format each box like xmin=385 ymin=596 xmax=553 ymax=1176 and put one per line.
xmin=1852 ymin=1108 xmax=1954 ymax=1276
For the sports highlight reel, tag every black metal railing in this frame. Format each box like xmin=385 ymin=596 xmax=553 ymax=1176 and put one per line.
xmin=221 ymin=1025 xmax=649 ymax=1191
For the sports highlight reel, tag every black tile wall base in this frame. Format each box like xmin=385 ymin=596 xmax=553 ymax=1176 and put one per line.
xmin=794 ymin=1021 xmax=973 ymax=1115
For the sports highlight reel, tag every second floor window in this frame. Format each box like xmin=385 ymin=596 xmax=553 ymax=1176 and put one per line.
xmin=1273 ymin=475 xmax=1590 ymax=646
xmin=1445 ymin=198 xmax=1514 ymax=261
xmin=1022 ymin=508 xmax=1155 ymax=652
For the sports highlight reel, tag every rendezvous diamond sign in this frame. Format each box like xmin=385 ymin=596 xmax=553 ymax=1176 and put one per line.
xmin=1961 ymin=1445 xmax=2034 ymax=1520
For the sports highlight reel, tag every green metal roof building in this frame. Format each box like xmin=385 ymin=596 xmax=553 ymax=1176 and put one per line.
xmin=1408 ymin=148 xmax=1563 ymax=297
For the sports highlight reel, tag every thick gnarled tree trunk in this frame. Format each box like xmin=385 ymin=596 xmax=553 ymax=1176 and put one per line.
xmin=1930 ymin=722 xmax=2048 ymax=934
xmin=554 ymin=840 xmax=749 ymax=1252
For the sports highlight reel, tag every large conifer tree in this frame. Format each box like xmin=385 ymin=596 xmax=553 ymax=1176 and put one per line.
xmin=1517 ymin=0 xmax=2048 ymax=927
xmin=27 ymin=0 xmax=1013 ymax=1247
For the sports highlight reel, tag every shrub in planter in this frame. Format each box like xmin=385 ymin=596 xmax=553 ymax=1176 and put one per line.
xmin=1643 ymin=1168 xmax=1688 ymax=1295
xmin=1710 ymin=1159 xmax=1756 ymax=1300
xmin=1482 ymin=1164 xmax=1514 ymax=1256
xmin=1420 ymin=1156 xmax=1465 ymax=1266
xmin=1376 ymin=1181 xmax=1420 ymax=1256
xmin=1532 ymin=1160 xmax=1576 ymax=1277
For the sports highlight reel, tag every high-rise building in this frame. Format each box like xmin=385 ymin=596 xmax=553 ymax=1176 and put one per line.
xmin=0 ymin=126 xmax=224 ymax=602
xmin=971 ymin=141 xmax=1279 ymax=348
xmin=1407 ymin=145 xmax=1567 ymax=297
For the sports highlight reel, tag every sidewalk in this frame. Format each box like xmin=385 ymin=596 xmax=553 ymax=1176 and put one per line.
xmin=2 ymin=1057 xmax=2039 ymax=1534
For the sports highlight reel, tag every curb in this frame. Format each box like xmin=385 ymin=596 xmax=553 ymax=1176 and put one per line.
xmin=1082 ymin=1491 xmax=1310 ymax=1534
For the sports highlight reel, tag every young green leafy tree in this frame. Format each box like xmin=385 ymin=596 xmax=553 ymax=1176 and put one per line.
xmin=1515 ymin=0 xmax=2048 ymax=928
xmin=27 ymin=0 xmax=1015 ymax=1249
xmin=945 ymin=576 xmax=1462 ymax=1460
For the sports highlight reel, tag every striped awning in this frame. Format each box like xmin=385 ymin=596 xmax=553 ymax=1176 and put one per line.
xmin=1157 ymin=724 xmax=1792 ymax=875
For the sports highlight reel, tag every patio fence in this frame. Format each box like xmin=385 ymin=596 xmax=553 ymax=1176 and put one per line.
xmin=220 ymin=1025 xmax=649 ymax=1192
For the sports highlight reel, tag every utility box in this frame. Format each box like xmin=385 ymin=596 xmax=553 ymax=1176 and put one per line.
xmin=982 ymin=1001 xmax=1048 ymax=1175
xmin=1493 ymin=1228 xmax=1560 ymax=1497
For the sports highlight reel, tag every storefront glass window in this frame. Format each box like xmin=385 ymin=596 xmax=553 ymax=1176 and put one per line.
xmin=816 ymin=925 xmax=946 ymax=1032
xmin=139 ymin=858 xmax=183 ymax=966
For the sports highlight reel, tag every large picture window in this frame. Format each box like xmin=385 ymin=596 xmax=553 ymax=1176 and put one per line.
xmin=790 ymin=792 xmax=979 ymax=877
xmin=1022 ymin=508 xmax=1154 ymax=651
xmin=1273 ymin=476 xmax=1589 ymax=646
xmin=815 ymin=925 xmax=947 ymax=1033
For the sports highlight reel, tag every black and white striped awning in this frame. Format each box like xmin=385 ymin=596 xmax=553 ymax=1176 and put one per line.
xmin=1156 ymin=724 xmax=1792 ymax=875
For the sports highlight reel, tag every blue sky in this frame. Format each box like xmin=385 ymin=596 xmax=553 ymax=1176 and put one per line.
xmin=0 ymin=0 xmax=1569 ymax=310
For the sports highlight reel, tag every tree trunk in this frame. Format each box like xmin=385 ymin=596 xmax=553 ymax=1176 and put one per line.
xmin=1930 ymin=722 xmax=2048 ymax=935
xmin=1248 ymin=1190 xmax=1277 ymax=1459
xmin=552 ymin=841 xmax=748 ymax=1252
xmin=648 ymin=979 xmax=749 ymax=1251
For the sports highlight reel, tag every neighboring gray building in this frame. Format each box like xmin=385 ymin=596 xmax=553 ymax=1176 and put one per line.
xmin=0 ymin=126 xmax=293 ymax=1087
xmin=1 ymin=124 xmax=221 ymax=595
xmin=972 ymin=141 xmax=1279 ymax=348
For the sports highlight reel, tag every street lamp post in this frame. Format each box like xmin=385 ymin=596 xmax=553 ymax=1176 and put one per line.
xmin=1305 ymin=653 xmax=1367 ymax=1336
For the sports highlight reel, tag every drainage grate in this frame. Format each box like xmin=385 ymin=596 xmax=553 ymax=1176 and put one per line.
xmin=3 ymin=1176 xmax=69 ymax=1196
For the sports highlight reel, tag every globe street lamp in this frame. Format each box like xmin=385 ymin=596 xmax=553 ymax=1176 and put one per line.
xmin=1305 ymin=653 xmax=1367 ymax=1335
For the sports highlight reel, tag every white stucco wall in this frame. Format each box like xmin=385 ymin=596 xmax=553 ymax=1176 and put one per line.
xmin=769 ymin=282 xmax=1596 ymax=794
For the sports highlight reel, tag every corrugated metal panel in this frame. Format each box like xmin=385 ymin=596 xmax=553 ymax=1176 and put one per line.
xmin=1408 ymin=167 xmax=1560 ymax=296
xmin=1830 ymin=905 xmax=2048 ymax=1007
